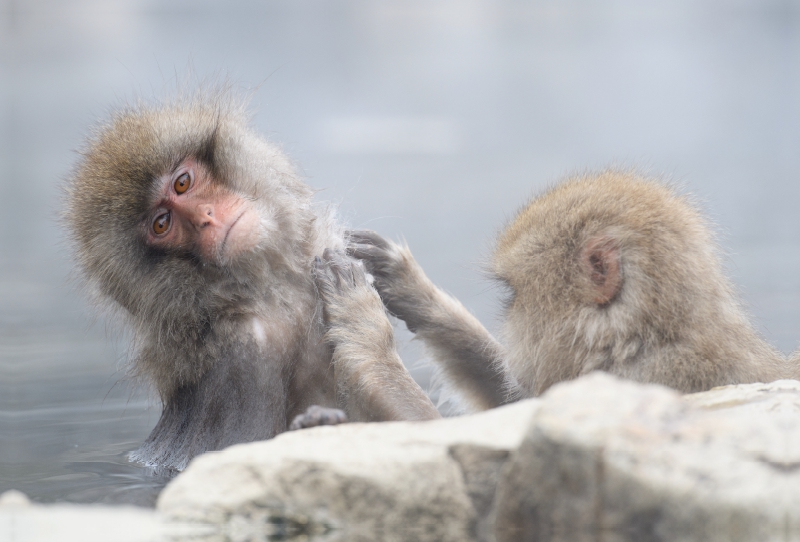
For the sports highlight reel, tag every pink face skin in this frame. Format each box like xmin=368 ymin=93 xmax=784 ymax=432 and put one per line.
xmin=145 ymin=158 xmax=261 ymax=263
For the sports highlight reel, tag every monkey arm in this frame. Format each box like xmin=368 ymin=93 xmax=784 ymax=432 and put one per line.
xmin=314 ymin=250 xmax=441 ymax=422
xmin=348 ymin=230 xmax=514 ymax=411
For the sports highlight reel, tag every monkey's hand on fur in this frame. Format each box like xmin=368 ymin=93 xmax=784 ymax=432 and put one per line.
xmin=346 ymin=231 xmax=512 ymax=411
xmin=289 ymin=405 xmax=348 ymax=430
xmin=346 ymin=230 xmax=438 ymax=333
xmin=313 ymin=249 xmax=440 ymax=422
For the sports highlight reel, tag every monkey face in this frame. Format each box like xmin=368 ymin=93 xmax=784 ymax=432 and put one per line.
xmin=67 ymin=98 xmax=321 ymax=323
xmin=145 ymin=158 xmax=261 ymax=264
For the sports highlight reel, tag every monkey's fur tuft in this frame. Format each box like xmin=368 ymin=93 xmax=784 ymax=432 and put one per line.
xmin=66 ymin=93 xmax=344 ymax=470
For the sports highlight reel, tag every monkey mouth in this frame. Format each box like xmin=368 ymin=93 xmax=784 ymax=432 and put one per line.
xmin=220 ymin=211 xmax=247 ymax=257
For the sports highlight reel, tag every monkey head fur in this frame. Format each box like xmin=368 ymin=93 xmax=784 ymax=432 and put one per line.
xmin=494 ymin=171 xmax=784 ymax=395
xmin=66 ymin=95 xmax=342 ymax=401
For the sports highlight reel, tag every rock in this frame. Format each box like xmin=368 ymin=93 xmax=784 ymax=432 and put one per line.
xmin=495 ymin=374 xmax=800 ymax=542
xmin=157 ymin=399 xmax=542 ymax=542
xmin=157 ymin=374 xmax=800 ymax=542
xmin=0 ymin=490 xmax=31 ymax=506
xmin=0 ymin=491 xmax=210 ymax=542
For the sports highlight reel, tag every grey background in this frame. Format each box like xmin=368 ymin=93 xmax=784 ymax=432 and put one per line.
xmin=2 ymin=0 xmax=799 ymax=504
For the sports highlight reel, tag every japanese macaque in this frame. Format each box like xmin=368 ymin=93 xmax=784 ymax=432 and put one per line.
xmin=326 ymin=171 xmax=786 ymax=410
xmin=65 ymin=94 xmax=437 ymax=470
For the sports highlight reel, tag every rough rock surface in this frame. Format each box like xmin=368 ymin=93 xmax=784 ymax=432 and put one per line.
xmin=495 ymin=374 xmax=800 ymax=542
xmin=156 ymin=374 xmax=800 ymax=542
xmin=158 ymin=399 xmax=541 ymax=542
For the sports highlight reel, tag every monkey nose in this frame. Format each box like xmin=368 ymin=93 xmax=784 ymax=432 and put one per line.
xmin=193 ymin=204 xmax=219 ymax=228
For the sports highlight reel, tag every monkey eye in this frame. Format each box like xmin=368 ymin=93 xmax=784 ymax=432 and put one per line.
xmin=153 ymin=212 xmax=171 ymax=235
xmin=174 ymin=172 xmax=191 ymax=194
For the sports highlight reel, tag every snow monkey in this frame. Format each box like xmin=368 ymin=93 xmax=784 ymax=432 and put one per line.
xmin=65 ymin=94 xmax=438 ymax=470
xmin=317 ymin=171 xmax=786 ymax=411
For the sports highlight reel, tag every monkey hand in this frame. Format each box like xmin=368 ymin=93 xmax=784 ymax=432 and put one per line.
xmin=346 ymin=230 xmax=437 ymax=333
xmin=313 ymin=248 xmax=441 ymax=422
xmin=313 ymin=248 xmax=397 ymax=368
xmin=289 ymin=405 xmax=348 ymax=430
xmin=345 ymin=233 xmax=510 ymax=411
xmin=313 ymin=248 xmax=379 ymax=325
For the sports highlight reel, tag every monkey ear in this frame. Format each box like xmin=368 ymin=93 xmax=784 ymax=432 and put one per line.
xmin=581 ymin=236 xmax=622 ymax=306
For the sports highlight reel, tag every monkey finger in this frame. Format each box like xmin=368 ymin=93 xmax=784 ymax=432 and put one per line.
xmin=321 ymin=247 xmax=336 ymax=262
xmin=312 ymin=256 xmax=339 ymax=299
xmin=312 ymin=258 xmax=333 ymax=293
xmin=349 ymin=259 xmax=370 ymax=288
xmin=322 ymin=248 xmax=355 ymax=290
xmin=289 ymin=405 xmax=348 ymax=430
xmin=347 ymin=243 xmax=391 ymax=268
xmin=322 ymin=248 xmax=351 ymax=291
xmin=335 ymin=257 xmax=358 ymax=289
xmin=311 ymin=255 xmax=326 ymax=282
xmin=347 ymin=229 xmax=392 ymax=250
xmin=322 ymin=247 xmax=349 ymax=270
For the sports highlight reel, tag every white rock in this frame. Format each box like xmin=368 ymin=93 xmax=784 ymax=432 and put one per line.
xmin=0 ymin=490 xmax=213 ymax=542
xmin=156 ymin=374 xmax=800 ymax=542
xmin=0 ymin=502 xmax=211 ymax=542
xmin=158 ymin=399 xmax=542 ymax=542
xmin=495 ymin=374 xmax=800 ymax=542
xmin=0 ymin=490 xmax=31 ymax=507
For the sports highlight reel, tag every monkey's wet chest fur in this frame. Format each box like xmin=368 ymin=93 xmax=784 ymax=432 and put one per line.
xmin=125 ymin=240 xmax=340 ymax=472
xmin=130 ymin=307 xmax=336 ymax=472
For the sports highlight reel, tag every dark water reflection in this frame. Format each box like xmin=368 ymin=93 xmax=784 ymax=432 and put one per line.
xmin=2 ymin=0 xmax=800 ymax=506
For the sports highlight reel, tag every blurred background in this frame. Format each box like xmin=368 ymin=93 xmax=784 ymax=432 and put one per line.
xmin=2 ymin=0 xmax=799 ymax=505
